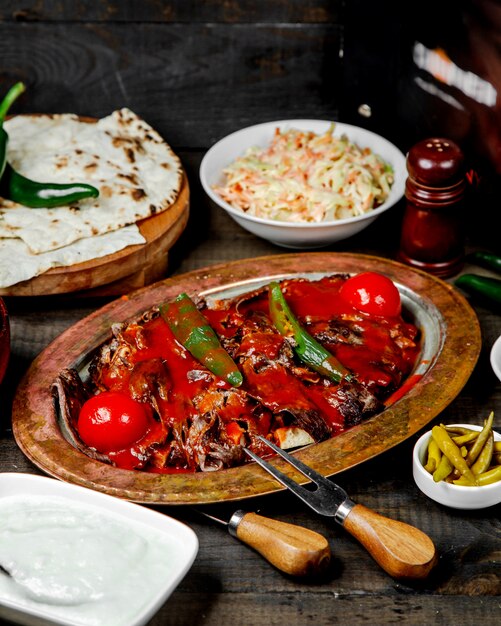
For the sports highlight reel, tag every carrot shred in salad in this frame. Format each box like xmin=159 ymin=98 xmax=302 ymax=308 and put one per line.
xmin=213 ymin=125 xmax=395 ymax=223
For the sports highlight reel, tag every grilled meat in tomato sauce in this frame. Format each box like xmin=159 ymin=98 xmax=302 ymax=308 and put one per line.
xmin=52 ymin=274 xmax=420 ymax=473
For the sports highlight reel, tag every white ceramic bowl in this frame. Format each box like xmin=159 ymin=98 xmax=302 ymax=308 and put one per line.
xmin=199 ymin=119 xmax=406 ymax=249
xmin=490 ymin=334 xmax=501 ymax=382
xmin=413 ymin=424 xmax=501 ymax=510
xmin=0 ymin=473 xmax=198 ymax=626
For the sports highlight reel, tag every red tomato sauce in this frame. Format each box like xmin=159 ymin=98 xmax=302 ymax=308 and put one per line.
xmin=80 ymin=274 xmax=421 ymax=473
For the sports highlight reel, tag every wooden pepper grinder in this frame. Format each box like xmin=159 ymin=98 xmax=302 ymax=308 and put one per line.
xmin=397 ymin=138 xmax=466 ymax=278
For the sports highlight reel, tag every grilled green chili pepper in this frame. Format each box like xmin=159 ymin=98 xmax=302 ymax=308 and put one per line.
xmin=467 ymin=250 xmax=501 ymax=274
xmin=455 ymin=274 xmax=501 ymax=307
xmin=268 ymin=281 xmax=352 ymax=383
xmin=0 ymin=81 xmax=99 ymax=208
xmin=160 ymin=293 xmax=243 ymax=387
xmin=0 ymin=82 xmax=26 ymax=180
xmin=0 ymin=163 xmax=99 ymax=208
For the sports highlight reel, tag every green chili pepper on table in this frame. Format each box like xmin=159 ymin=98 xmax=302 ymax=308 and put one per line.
xmin=454 ymin=274 xmax=501 ymax=307
xmin=0 ymin=81 xmax=99 ymax=208
xmin=467 ymin=250 xmax=501 ymax=274
xmin=160 ymin=293 xmax=243 ymax=387
xmin=268 ymin=281 xmax=352 ymax=383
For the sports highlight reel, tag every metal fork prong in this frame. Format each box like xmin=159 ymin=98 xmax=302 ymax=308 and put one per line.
xmin=243 ymin=447 xmax=328 ymax=515
xmin=255 ymin=435 xmax=336 ymax=490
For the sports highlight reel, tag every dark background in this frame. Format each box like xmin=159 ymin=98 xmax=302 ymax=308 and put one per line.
xmin=0 ymin=0 xmax=500 ymax=248
xmin=1 ymin=1 xmax=494 ymax=155
xmin=2 ymin=0 xmax=499 ymax=249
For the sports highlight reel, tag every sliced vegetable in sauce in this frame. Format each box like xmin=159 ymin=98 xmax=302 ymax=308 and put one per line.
xmin=55 ymin=274 xmax=421 ymax=473
xmin=268 ymin=281 xmax=352 ymax=383
xmin=160 ymin=292 xmax=243 ymax=387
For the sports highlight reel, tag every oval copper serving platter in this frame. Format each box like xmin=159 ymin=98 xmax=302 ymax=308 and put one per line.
xmin=12 ymin=253 xmax=481 ymax=505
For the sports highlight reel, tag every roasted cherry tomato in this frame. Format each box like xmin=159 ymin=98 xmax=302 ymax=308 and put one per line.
xmin=339 ymin=271 xmax=401 ymax=317
xmin=78 ymin=391 xmax=150 ymax=454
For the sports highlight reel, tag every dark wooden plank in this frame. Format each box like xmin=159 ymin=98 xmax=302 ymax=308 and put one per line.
xmin=0 ymin=1 xmax=341 ymax=23
xmin=0 ymin=22 xmax=342 ymax=149
xmin=148 ymin=591 xmax=501 ymax=625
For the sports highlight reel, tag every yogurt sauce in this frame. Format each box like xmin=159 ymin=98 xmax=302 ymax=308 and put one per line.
xmin=0 ymin=494 xmax=181 ymax=626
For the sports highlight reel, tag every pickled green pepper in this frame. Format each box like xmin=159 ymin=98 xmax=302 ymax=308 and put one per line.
xmin=431 ymin=425 xmax=478 ymax=485
xmin=465 ymin=411 xmax=494 ymax=465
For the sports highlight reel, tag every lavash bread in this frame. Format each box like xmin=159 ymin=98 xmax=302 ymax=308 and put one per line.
xmin=0 ymin=108 xmax=182 ymax=288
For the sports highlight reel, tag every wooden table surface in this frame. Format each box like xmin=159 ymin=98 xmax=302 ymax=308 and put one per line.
xmin=1 ymin=151 xmax=500 ymax=626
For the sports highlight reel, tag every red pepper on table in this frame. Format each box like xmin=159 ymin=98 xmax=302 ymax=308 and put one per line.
xmin=159 ymin=293 xmax=243 ymax=387
xmin=268 ymin=281 xmax=352 ymax=383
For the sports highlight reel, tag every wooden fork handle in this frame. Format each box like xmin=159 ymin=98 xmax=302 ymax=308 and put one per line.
xmin=342 ymin=504 xmax=437 ymax=580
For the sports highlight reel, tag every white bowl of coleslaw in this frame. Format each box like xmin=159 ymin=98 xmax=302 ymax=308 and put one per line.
xmin=200 ymin=120 xmax=406 ymax=249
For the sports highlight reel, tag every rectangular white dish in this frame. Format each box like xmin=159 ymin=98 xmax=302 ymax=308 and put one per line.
xmin=0 ymin=473 xmax=198 ymax=626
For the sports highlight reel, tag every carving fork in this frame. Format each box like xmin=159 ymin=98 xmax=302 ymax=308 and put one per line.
xmin=245 ymin=436 xmax=437 ymax=580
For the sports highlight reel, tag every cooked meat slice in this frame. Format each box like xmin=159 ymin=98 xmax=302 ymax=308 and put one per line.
xmin=321 ymin=379 xmax=383 ymax=427
xmin=128 ymin=358 xmax=171 ymax=409
xmin=185 ymin=413 xmax=244 ymax=471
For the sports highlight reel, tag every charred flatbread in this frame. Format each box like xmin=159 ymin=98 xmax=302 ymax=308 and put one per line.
xmin=0 ymin=108 xmax=182 ymax=288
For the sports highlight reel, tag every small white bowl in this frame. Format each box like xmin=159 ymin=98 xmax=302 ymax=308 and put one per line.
xmin=413 ymin=424 xmax=501 ymax=510
xmin=490 ymin=334 xmax=501 ymax=382
xmin=0 ymin=473 xmax=198 ymax=626
xmin=200 ymin=119 xmax=406 ymax=249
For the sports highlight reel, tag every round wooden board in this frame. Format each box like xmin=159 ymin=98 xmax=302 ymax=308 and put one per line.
xmin=0 ymin=173 xmax=189 ymax=297
xmin=11 ymin=253 xmax=482 ymax=505
xmin=0 ymin=114 xmax=189 ymax=297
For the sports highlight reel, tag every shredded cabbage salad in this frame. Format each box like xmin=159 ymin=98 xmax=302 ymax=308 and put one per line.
xmin=213 ymin=125 xmax=395 ymax=223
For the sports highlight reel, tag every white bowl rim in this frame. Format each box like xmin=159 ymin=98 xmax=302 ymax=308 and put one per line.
xmin=413 ymin=423 xmax=501 ymax=492
xmin=490 ymin=334 xmax=501 ymax=382
xmin=200 ymin=118 xmax=406 ymax=229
